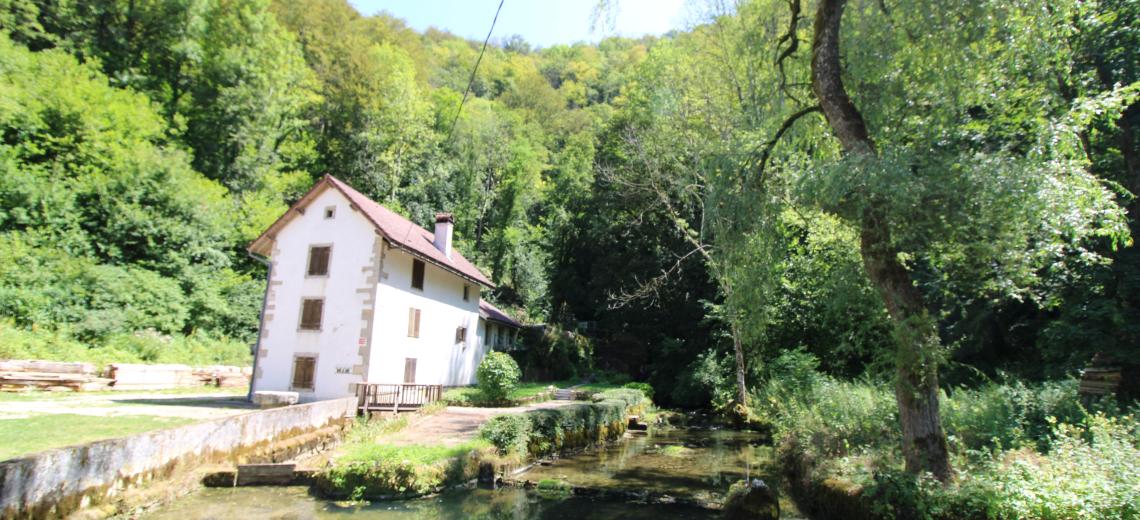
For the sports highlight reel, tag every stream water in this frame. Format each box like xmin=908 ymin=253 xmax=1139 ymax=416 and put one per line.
xmin=144 ymin=427 xmax=800 ymax=519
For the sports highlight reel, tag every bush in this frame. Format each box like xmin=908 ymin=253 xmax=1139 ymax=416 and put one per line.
xmin=514 ymin=325 xmax=594 ymax=381
xmin=0 ymin=319 xmax=251 ymax=369
xmin=476 ymin=352 xmax=521 ymax=401
xmin=479 ymin=388 xmax=650 ymax=458
xmin=480 ymin=414 xmax=532 ymax=455
xmin=622 ymin=381 xmax=655 ymax=400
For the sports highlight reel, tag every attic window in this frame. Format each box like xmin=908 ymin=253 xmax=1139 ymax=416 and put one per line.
xmin=411 ymin=259 xmax=425 ymax=290
xmin=324 ymin=206 xmax=336 ymax=219
xmin=463 ymin=285 xmax=470 ymax=302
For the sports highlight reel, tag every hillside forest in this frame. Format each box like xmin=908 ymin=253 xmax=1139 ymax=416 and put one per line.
xmin=1 ymin=0 xmax=1139 ymax=515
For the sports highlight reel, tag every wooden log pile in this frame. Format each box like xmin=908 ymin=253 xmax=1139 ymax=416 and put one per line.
xmin=1079 ymin=367 xmax=1122 ymax=396
xmin=193 ymin=365 xmax=253 ymax=388
xmin=0 ymin=360 xmax=251 ymax=392
xmin=0 ymin=360 xmax=112 ymax=392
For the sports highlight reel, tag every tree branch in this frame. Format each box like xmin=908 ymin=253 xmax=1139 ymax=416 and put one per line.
xmin=749 ymin=104 xmax=821 ymax=183
xmin=776 ymin=0 xmax=805 ymax=104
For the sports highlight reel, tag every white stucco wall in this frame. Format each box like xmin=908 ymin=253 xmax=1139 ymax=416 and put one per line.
xmin=253 ymin=188 xmax=377 ymax=401
xmin=368 ymin=247 xmax=489 ymax=386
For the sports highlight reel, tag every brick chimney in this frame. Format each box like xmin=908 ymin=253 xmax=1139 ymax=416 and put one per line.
xmin=433 ymin=213 xmax=454 ymax=258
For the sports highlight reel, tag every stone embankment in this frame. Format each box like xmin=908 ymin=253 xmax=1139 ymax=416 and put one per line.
xmin=0 ymin=397 xmax=355 ymax=519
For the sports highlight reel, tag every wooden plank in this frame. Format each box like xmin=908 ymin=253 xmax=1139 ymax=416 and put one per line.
xmin=0 ymin=360 xmax=96 ymax=375
xmin=236 ymin=463 xmax=297 ymax=486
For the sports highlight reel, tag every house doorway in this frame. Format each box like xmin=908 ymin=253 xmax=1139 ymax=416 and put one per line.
xmin=403 ymin=358 xmax=417 ymax=384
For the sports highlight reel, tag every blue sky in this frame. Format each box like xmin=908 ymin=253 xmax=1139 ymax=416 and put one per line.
xmin=348 ymin=0 xmax=688 ymax=48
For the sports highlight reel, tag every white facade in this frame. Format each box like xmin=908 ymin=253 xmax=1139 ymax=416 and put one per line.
xmin=250 ymin=187 xmax=503 ymax=401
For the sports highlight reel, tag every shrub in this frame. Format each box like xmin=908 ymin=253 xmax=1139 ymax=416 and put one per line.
xmin=479 ymin=388 xmax=650 ymax=458
xmin=480 ymin=414 xmax=532 ymax=455
xmin=622 ymin=381 xmax=654 ymax=400
xmin=476 ymin=352 xmax=521 ymax=401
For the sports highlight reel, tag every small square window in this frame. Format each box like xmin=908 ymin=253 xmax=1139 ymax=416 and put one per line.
xmin=455 ymin=326 xmax=467 ymax=343
xmin=411 ymin=259 xmax=425 ymax=290
xmin=324 ymin=206 xmax=336 ymax=219
xmin=300 ymin=298 xmax=324 ymax=330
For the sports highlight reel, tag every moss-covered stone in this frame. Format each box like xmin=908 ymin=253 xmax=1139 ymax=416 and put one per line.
xmin=723 ymin=479 xmax=779 ymax=520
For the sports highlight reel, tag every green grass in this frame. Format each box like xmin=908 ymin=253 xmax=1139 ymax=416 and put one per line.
xmin=0 ymin=414 xmax=197 ymax=460
xmin=339 ymin=439 xmax=491 ymax=465
xmin=572 ymin=382 xmax=624 ymax=393
xmin=442 ymin=382 xmax=559 ymax=405
xmin=0 ymin=386 xmax=246 ymax=402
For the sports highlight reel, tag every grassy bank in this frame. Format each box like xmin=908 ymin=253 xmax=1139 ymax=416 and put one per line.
xmin=479 ymin=388 xmax=648 ymax=457
xmin=753 ymin=351 xmax=1138 ymax=520
xmin=0 ymin=414 xmax=197 ymax=460
xmin=316 ymin=388 xmax=651 ymax=500
xmin=441 ymin=382 xmax=558 ymax=406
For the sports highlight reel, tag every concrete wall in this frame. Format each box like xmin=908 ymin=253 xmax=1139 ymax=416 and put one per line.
xmin=253 ymin=188 xmax=377 ymax=400
xmin=0 ymin=397 xmax=356 ymax=520
xmin=369 ymin=247 xmax=487 ymax=386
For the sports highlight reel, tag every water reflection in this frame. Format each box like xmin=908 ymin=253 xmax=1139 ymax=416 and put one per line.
xmin=144 ymin=428 xmax=779 ymax=519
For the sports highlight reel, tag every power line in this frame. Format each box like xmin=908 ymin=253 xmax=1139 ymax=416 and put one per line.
xmin=446 ymin=0 xmax=505 ymax=144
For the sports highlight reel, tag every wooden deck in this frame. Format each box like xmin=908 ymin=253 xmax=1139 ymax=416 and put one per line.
xmin=353 ymin=383 xmax=442 ymax=414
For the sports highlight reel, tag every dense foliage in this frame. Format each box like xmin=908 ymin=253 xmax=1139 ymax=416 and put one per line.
xmin=754 ymin=351 xmax=1138 ymax=519
xmin=479 ymin=388 xmax=649 ymax=457
xmin=475 ymin=351 xmax=522 ymax=402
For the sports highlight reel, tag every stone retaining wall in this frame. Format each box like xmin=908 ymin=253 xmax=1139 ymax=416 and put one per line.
xmin=0 ymin=397 xmax=356 ymax=519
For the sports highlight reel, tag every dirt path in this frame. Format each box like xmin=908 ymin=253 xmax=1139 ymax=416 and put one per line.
xmin=384 ymin=400 xmax=577 ymax=447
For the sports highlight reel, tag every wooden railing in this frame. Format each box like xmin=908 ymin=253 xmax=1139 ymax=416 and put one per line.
xmin=353 ymin=383 xmax=443 ymax=414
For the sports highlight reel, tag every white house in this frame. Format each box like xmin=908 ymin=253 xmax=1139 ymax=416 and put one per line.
xmin=247 ymin=175 xmax=521 ymax=401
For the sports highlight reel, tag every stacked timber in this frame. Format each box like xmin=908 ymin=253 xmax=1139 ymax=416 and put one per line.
xmin=193 ymin=365 xmax=252 ymax=388
xmin=107 ymin=363 xmax=196 ymax=390
xmin=0 ymin=360 xmax=112 ymax=392
xmin=1079 ymin=367 xmax=1122 ymax=396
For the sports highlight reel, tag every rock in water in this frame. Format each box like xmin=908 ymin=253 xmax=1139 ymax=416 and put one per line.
xmin=723 ymin=478 xmax=779 ymax=520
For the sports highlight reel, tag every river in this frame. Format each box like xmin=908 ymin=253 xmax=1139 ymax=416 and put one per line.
xmin=144 ymin=427 xmax=800 ymax=519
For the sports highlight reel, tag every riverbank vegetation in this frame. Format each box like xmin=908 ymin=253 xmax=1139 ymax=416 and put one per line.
xmin=318 ymin=387 xmax=650 ymax=499
xmin=753 ymin=350 xmax=1138 ymax=519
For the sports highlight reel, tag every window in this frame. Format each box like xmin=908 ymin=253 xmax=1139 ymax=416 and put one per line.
xmin=292 ymin=355 xmax=316 ymax=390
xmin=307 ymin=246 xmax=331 ymax=276
xmin=455 ymin=326 xmax=467 ymax=343
xmin=411 ymin=259 xmax=425 ymax=290
xmin=403 ymin=358 xmax=417 ymax=384
xmin=462 ymin=284 xmax=470 ymax=302
xmin=407 ymin=307 xmax=421 ymax=338
xmin=299 ymin=298 xmax=324 ymax=330
xmin=324 ymin=206 xmax=336 ymax=219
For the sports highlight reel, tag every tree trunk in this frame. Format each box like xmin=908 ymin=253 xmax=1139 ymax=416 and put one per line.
xmin=731 ymin=322 xmax=748 ymax=406
xmin=810 ymin=0 xmax=951 ymax=480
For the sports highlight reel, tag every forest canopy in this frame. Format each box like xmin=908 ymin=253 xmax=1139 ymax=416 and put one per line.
xmin=0 ymin=0 xmax=1136 ymax=407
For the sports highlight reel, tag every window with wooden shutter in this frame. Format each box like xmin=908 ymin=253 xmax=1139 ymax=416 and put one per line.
xmin=407 ymin=307 xmax=421 ymax=338
xmin=403 ymin=358 xmax=417 ymax=383
xmin=411 ymin=259 xmax=425 ymax=290
xmin=455 ymin=326 xmax=467 ymax=343
xmin=292 ymin=356 xmax=316 ymax=390
xmin=299 ymin=298 xmax=323 ymax=330
xmin=307 ymin=246 xmax=331 ymax=276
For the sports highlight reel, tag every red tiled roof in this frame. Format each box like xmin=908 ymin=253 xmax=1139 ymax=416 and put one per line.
xmin=479 ymin=300 xmax=523 ymax=328
xmin=249 ymin=175 xmax=494 ymax=288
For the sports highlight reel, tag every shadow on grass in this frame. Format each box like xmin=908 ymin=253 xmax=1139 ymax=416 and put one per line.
xmin=112 ymin=396 xmax=257 ymax=410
